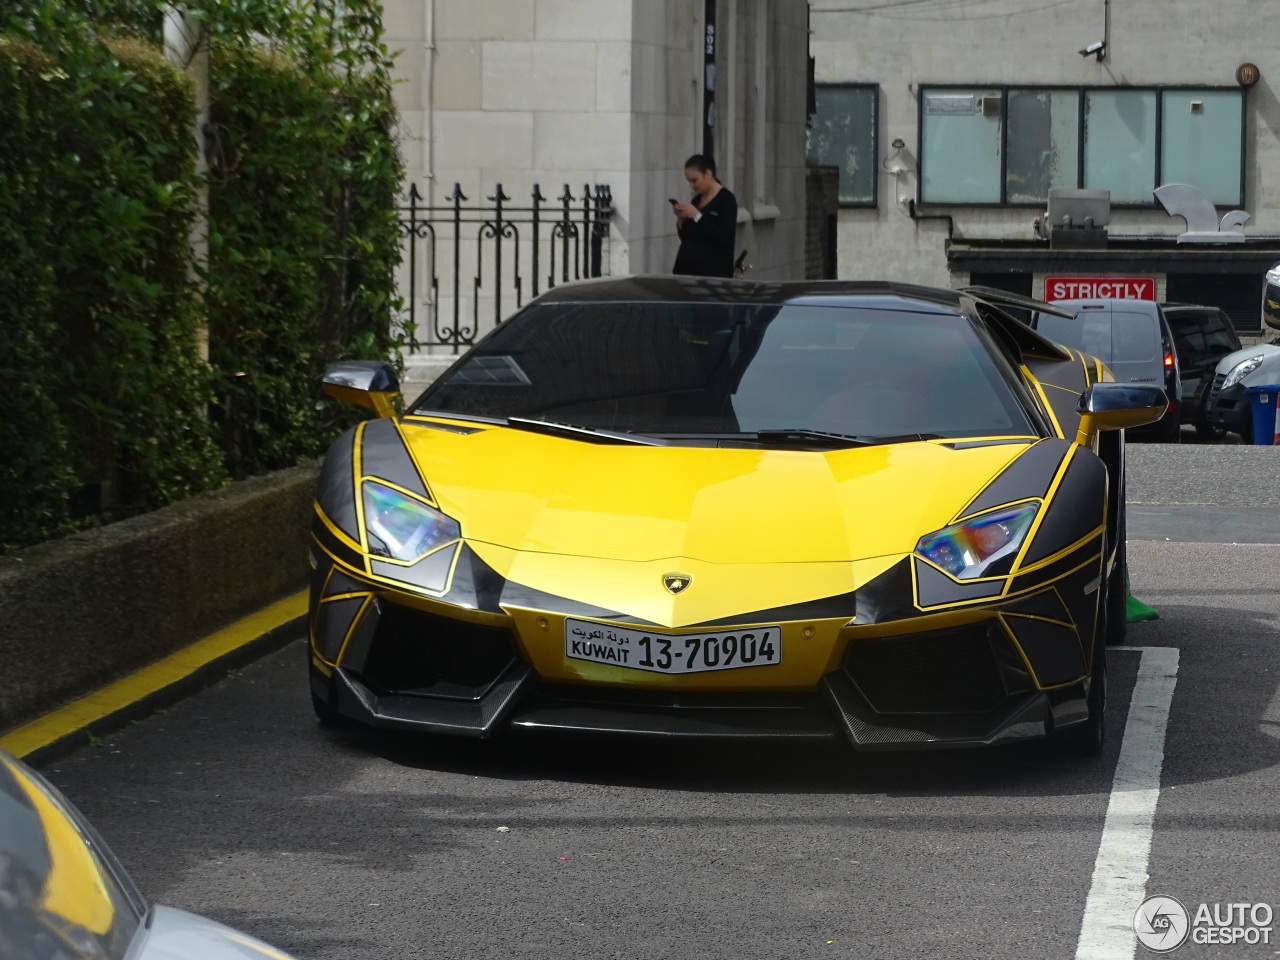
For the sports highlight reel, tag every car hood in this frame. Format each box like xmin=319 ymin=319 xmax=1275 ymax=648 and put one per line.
xmin=126 ymin=905 xmax=299 ymax=960
xmin=402 ymin=424 xmax=1033 ymax=564
xmin=1214 ymin=342 xmax=1280 ymax=381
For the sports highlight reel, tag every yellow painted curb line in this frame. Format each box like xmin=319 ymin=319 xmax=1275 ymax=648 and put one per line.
xmin=0 ymin=589 xmax=308 ymax=759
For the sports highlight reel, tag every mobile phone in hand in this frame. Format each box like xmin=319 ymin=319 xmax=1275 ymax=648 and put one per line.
xmin=668 ymin=198 xmax=679 ymax=205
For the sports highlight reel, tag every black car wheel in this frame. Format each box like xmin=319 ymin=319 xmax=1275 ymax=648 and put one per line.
xmin=1195 ymin=420 xmax=1226 ymax=442
xmin=1054 ymin=641 xmax=1106 ymax=757
xmin=1105 ymin=503 xmax=1128 ymax=646
xmin=311 ymin=691 xmax=347 ymax=728
xmin=1155 ymin=412 xmax=1182 ymax=443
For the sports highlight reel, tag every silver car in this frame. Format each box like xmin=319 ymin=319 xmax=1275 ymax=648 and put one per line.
xmin=0 ymin=747 xmax=298 ymax=960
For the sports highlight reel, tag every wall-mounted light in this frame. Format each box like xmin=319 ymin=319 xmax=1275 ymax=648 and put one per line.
xmin=1237 ymin=62 xmax=1261 ymax=87
xmin=883 ymin=138 xmax=910 ymax=176
xmin=1078 ymin=40 xmax=1106 ymax=61
xmin=882 ymin=138 xmax=915 ymax=215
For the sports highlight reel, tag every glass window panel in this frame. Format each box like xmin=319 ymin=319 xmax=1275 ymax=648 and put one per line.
xmin=920 ymin=89 xmax=1003 ymax=203
xmin=1007 ymin=89 xmax=1079 ymax=203
xmin=807 ymin=85 xmax=877 ymax=205
xmin=1084 ymin=90 xmax=1157 ymax=203
xmin=1161 ymin=90 xmax=1243 ymax=206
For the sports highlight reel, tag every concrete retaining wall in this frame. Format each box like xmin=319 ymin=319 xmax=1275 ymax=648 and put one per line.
xmin=0 ymin=464 xmax=320 ymax=733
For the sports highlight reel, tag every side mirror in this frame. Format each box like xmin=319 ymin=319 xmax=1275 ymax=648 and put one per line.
xmin=1073 ymin=382 xmax=1168 ymax=444
xmin=322 ymin=360 xmax=400 ymax=418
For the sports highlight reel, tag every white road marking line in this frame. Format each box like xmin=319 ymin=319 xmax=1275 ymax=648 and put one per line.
xmin=1075 ymin=645 xmax=1180 ymax=960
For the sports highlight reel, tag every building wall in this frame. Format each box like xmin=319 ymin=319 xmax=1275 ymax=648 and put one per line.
xmin=810 ymin=0 xmax=1280 ymax=287
xmin=382 ymin=0 xmax=808 ymax=379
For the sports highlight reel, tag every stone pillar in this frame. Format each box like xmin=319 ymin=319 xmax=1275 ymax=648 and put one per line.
xmin=163 ymin=5 xmax=210 ymax=362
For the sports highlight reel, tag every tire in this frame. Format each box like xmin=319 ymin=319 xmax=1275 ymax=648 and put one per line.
xmin=1100 ymin=434 xmax=1128 ymax=646
xmin=1105 ymin=504 xmax=1128 ymax=646
xmin=1156 ymin=412 xmax=1182 ymax=443
xmin=1239 ymin=417 xmax=1254 ymax=445
xmin=1194 ymin=420 xmax=1226 ymax=442
xmin=1054 ymin=642 xmax=1106 ymax=757
xmin=311 ymin=691 xmax=346 ymax=728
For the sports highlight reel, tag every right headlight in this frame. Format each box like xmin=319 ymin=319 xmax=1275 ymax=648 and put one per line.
xmin=1222 ymin=355 xmax=1265 ymax=389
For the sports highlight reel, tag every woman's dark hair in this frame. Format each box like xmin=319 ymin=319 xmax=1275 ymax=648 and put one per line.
xmin=684 ymin=154 xmax=717 ymax=177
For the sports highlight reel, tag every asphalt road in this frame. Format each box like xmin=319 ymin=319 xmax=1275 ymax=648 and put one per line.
xmin=39 ymin=445 xmax=1280 ymax=960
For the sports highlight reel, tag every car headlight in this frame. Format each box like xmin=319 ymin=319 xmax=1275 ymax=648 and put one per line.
xmin=1266 ymin=265 xmax=1280 ymax=287
xmin=1222 ymin=355 xmax=1265 ymax=389
xmin=915 ymin=503 xmax=1039 ymax=580
xmin=361 ymin=480 xmax=460 ymax=562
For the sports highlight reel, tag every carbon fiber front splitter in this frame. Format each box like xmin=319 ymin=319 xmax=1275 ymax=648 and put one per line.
xmin=820 ymin=669 xmax=1089 ymax=751
xmin=313 ymin=661 xmax=1088 ymax=749
xmin=315 ymin=661 xmax=537 ymax=738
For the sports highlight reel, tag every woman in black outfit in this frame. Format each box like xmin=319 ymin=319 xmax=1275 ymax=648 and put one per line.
xmin=671 ymin=154 xmax=737 ymax=278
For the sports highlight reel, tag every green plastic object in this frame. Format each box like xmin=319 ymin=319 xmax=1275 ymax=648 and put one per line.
xmin=1126 ymin=593 xmax=1160 ymax=622
xmin=1124 ymin=571 xmax=1159 ymax=622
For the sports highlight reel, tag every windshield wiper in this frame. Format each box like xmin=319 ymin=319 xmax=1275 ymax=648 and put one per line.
xmin=751 ymin=429 xmax=940 ymax=448
xmin=504 ymin=416 xmax=666 ymax=446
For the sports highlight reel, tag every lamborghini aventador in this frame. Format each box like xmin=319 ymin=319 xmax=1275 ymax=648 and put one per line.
xmin=308 ymin=277 xmax=1167 ymax=755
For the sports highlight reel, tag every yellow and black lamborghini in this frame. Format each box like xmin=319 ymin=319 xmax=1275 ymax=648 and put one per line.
xmin=308 ymin=277 xmax=1166 ymax=755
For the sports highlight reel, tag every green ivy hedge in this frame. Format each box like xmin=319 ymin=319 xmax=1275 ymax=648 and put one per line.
xmin=206 ymin=40 xmax=403 ymax=478
xmin=0 ymin=0 xmax=403 ymax=551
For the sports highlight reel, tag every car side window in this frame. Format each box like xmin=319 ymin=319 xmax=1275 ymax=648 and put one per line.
xmin=1113 ymin=310 xmax=1157 ymax=362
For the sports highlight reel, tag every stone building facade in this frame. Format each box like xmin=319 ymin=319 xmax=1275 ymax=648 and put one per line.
xmin=809 ymin=0 xmax=1280 ymax=330
xmin=381 ymin=0 xmax=810 ymax=381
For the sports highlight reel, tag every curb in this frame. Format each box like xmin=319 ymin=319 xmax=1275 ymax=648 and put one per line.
xmin=0 ymin=590 xmax=308 ymax=766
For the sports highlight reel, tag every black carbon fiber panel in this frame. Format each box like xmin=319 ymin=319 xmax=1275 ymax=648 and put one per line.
xmin=312 ymin=515 xmax=363 ymax=570
xmin=332 ymin=661 xmax=536 ymax=738
xmin=339 ymin=596 xmax=381 ymax=670
xmin=914 ymin=558 xmax=1005 ymax=608
xmin=370 ymin=542 xmax=458 ymax=593
xmin=958 ymin=438 xmax=1071 ymax=519
xmin=323 ymin=568 xmax=367 ymax=598
xmin=1003 ymin=615 xmax=1086 ymax=687
xmin=317 ymin=426 xmax=359 ymax=538
xmin=316 ymin=596 xmax=364 ymax=662
xmin=850 ymin=558 xmax=917 ymax=624
xmin=1021 ymin=449 xmax=1106 ymax=566
xmin=1010 ymin=536 xmax=1101 ymax=596
xmin=1003 ymin=588 xmax=1072 ymax=624
xmin=360 ymin=418 xmax=431 ymax=499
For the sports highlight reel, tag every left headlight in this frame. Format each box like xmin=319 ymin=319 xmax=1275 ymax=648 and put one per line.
xmin=362 ymin=480 xmax=460 ymax=562
xmin=915 ymin=503 xmax=1039 ymax=580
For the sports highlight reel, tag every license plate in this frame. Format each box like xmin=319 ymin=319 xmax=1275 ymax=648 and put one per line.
xmin=565 ymin=619 xmax=781 ymax=674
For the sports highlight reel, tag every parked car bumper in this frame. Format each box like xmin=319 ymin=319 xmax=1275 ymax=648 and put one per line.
xmin=1205 ymin=375 xmax=1251 ymax=434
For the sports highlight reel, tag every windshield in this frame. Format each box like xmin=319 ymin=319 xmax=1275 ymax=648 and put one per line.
xmin=414 ymin=300 xmax=1035 ymax=440
xmin=0 ymin=754 xmax=144 ymax=960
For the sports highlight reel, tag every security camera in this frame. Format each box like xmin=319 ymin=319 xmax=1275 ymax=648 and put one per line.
xmin=1079 ymin=40 xmax=1106 ymax=59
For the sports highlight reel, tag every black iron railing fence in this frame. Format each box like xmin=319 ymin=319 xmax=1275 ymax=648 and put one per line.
xmin=398 ymin=182 xmax=613 ymax=353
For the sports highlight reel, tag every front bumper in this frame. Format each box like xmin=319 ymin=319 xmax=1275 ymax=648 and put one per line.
xmin=1205 ymin=374 xmax=1251 ymax=433
xmin=309 ymin=566 xmax=1098 ymax=751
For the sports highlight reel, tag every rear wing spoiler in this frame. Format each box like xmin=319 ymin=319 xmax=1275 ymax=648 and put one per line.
xmin=961 ymin=286 xmax=1076 ymax=362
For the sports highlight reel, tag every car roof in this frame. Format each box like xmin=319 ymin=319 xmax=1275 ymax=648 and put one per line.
xmin=1159 ymin=303 xmax=1227 ymax=316
xmin=532 ymin=275 xmax=967 ymax=312
xmin=533 ymin=275 xmax=1072 ymax=361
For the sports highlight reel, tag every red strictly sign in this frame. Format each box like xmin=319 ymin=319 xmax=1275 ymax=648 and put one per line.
xmin=1043 ymin=276 xmax=1157 ymax=302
